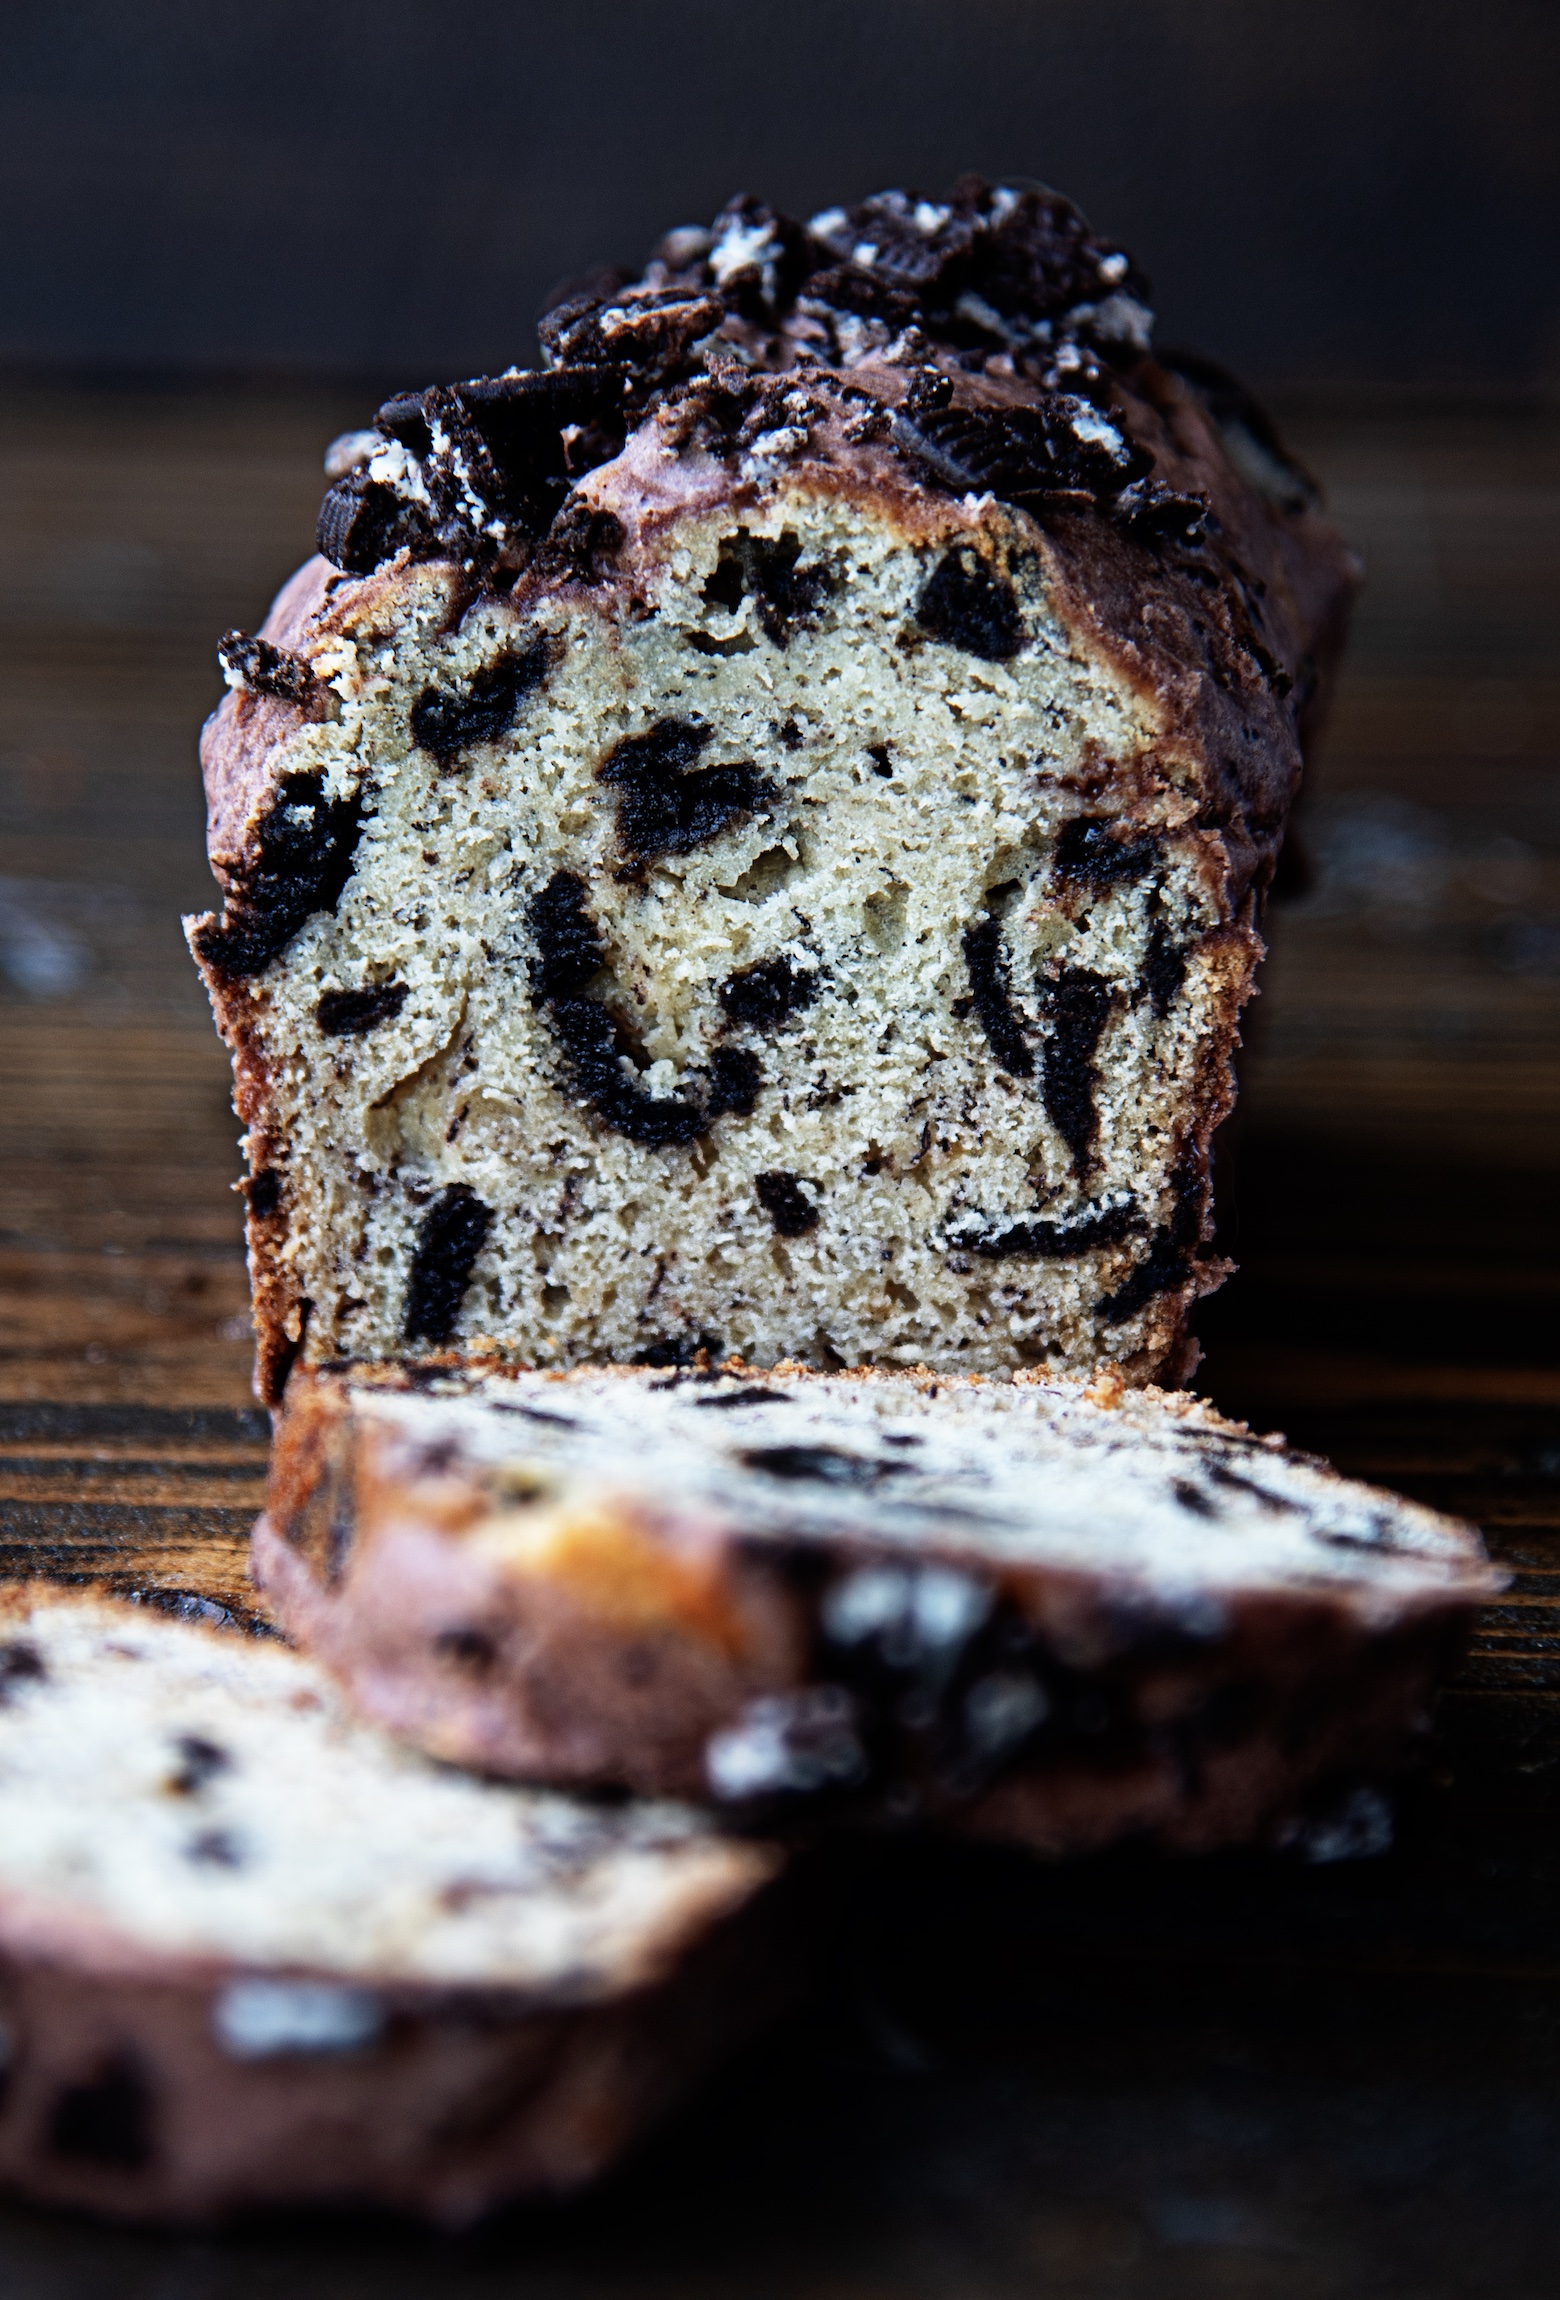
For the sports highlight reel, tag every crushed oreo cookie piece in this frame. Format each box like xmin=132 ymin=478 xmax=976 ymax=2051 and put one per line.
xmin=185 ymin=1827 xmax=244 ymax=1868
xmin=955 ymin=1203 xmax=1139 ymax=1259
xmin=192 ymin=772 xmax=364 ymax=979
xmin=317 ymin=471 xmax=429 ymax=576
xmin=632 ymin=1331 xmax=722 ymax=1368
xmin=217 ymin=631 xmax=317 ymax=706
xmin=0 ymin=1640 xmax=46 ymax=1704
xmin=917 ymin=548 xmax=1024 ymax=660
xmin=403 ymin=1185 xmax=494 ymax=1344
xmin=1110 ymin=477 xmax=1208 ymax=543
xmin=807 ymin=177 xmax=1149 ymax=350
xmin=527 ymin=870 xmax=609 ymax=1002
xmin=374 ymin=390 xmax=435 ymax=456
xmin=799 ymin=264 xmax=919 ymax=329
xmin=246 ymin=1168 xmax=283 ymax=1219
xmin=410 ymin=638 xmax=554 ymax=761
xmin=896 ymin=393 xmax=1146 ymax=511
xmin=702 ymin=529 xmax=834 ymax=645
xmin=597 ymin=718 xmax=774 ymax=862
xmin=539 ymin=284 xmax=724 ymax=394
xmin=49 ymin=2060 xmax=155 ymax=2170
xmin=809 ymin=189 xmax=978 ymax=297
xmin=692 ymin=1385 xmax=792 ymax=1409
xmin=434 ymin=367 xmax=628 ymax=537
xmin=718 ymin=955 xmax=818 ymax=1030
xmin=705 ymin=1685 xmax=869 ymax=1803
xmin=1040 ymin=969 xmax=1113 ymax=1175
xmin=316 ymin=982 xmax=409 ymax=1037
xmin=1101 ymin=1226 xmax=1195 ymax=1322
xmin=706 ymin=1046 xmax=763 ymax=1117
xmin=741 ymin=1443 xmax=898 ymax=1486
xmin=1054 ymin=818 xmax=1161 ymax=891
xmin=1141 ymin=918 xmax=1188 ymax=1017
xmin=531 ymin=500 xmax=624 ymax=585
xmin=755 ymin=1169 xmax=820 ymax=1236
xmin=544 ymin=997 xmax=707 ymax=1148
xmin=962 ymin=916 xmax=1033 ymax=1077
xmin=166 ymin=1733 xmax=231 ymax=1795
xmin=527 ymin=873 xmax=767 ymax=1140
xmin=706 ymin=195 xmax=813 ymax=319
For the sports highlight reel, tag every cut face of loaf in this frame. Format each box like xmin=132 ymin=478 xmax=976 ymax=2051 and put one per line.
xmin=255 ymin=1362 xmax=1500 ymax=1853
xmin=189 ymin=180 xmax=1358 ymax=1401
xmin=0 ymin=1595 xmax=783 ymax=2226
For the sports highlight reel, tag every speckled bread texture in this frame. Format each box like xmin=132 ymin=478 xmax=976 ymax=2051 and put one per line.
xmin=188 ymin=179 xmax=1358 ymax=1403
xmin=0 ymin=1594 xmax=783 ymax=2227
xmin=253 ymin=1361 xmax=1498 ymax=1853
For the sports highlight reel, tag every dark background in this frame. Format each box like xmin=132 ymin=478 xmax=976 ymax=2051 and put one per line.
xmin=4 ymin=0 xmax=1558 ymax=396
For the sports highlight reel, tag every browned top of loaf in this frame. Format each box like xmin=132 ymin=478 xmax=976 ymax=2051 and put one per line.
xmin=199 ymin=177 xmax=1358 ymax=922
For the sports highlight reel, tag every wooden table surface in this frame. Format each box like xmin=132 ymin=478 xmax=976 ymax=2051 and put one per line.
xmin=1 ymin=384 xmax=1558 ymax=2296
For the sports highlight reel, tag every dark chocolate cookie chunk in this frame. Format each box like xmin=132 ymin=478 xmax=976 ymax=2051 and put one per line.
xmin=597 ymin=720 xmax=775 ymax=862
xmin=897 ymin=395 xmax=1145 ymax=512
xmin=316 ymin=983 xmax=409 ymax=1037
xmin=192 ymin=773 xmax=364 ymax=979
xmin=48 ymin=2059 xmax=155 ymax=2170
xmin=526 ymin=870 xmax=609 ymax=1002
xmin=917 ymin=549 xmax=1025 ymax=659
xmin=1054 ymin=819 xmax=1161 ymax=891
xmin=956 ymin=1203 xmax=1139 ymax=1260
xmin=962 ymin=916 xmax=1033 ymax=1075
xmin=718 ymin=956 xmax=818 ymax=1030
xmin=702 ymin=530 xmax=834 ymax=646
xmin=542 ymin=997 xmax=708 ymax=1149
xmin=1040 ymin=969 xmax=1114 ymax=1176
xmin=217 ymin=632 xmax=317 ymax=707
xmin=755 ymin=1170 xmax=820 ymax=1236
xmin=317 ymin=473 xmax=429 ymax=576
xmin=403 ymin=1185 xmax=494 ymax=1343
xmin=410 ymin=639 xmax=554 ymax=761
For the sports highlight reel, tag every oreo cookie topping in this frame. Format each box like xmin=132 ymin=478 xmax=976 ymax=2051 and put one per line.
xmin=311 ymin=175 xmax=1227 ymax=583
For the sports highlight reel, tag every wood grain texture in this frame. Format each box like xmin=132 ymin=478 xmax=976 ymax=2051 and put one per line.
xmin=0 ymin=387 xmax=1557 ymax=2291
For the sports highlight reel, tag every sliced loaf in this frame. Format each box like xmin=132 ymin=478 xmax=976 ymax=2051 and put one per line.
xmin=0 ymin=1593 xmax=783 ymax=2226
xmin=255 ymin=1361 xmax=1499 ymax=1851
xmin=188 ymin=177 xmax=1358 ymax=1400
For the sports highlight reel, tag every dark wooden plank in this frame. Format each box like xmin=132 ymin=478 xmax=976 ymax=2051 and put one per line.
xmin=1 ymin=386 xmax=1558 ymax=2290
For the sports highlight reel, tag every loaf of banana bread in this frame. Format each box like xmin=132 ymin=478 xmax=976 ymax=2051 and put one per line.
xmin=189 ymin=177 xmax=1357 ymax=1400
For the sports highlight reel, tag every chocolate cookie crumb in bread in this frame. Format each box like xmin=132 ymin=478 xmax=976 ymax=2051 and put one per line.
xmin=253 ymin=1361 xmax=1497 ymax=1851
xmin=188 ymin=177 xmax=1358 ymax=1401
xmin=0 ymin=1594 xmax=783 ymax=2226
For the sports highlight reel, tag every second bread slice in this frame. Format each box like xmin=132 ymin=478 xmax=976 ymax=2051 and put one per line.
xmin=256 ymin=1360 xmax=1499 ymax=1852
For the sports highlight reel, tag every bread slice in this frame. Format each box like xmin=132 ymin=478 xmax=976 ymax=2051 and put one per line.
xmin=187 ymin=178 xmax=1357 ymax=1402
xmin=0 ymin=1593 xmax=784 ymax=2226
xmin=254 ymin=1360 xmax=1498 ymax=1853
